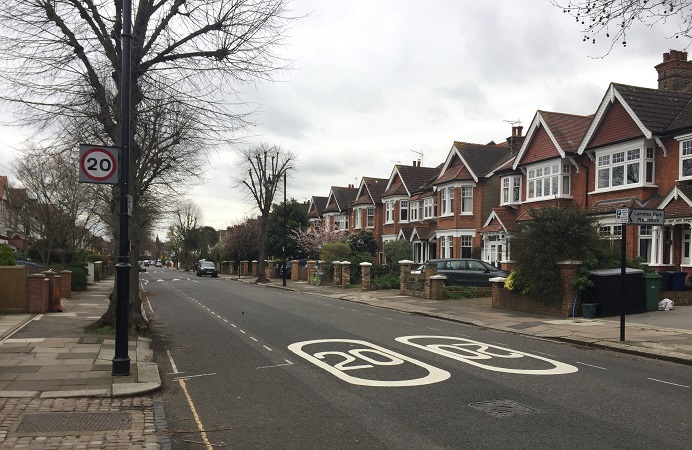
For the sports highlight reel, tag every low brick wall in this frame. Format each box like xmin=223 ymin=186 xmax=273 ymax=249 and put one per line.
xmin=659 ymin=290 xmax=692 ymax=306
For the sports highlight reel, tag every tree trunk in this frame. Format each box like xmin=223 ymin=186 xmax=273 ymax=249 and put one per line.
xmin=256 ymin=214 xmax=269 ymax=283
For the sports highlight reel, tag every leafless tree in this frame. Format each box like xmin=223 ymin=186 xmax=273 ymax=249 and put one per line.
xmin=0 ymin=0 xmax=295 ymax=330
xmin=235 ymin=143 xmax=295 ymax=282
xmin=11 ymin=145 xmax=104 ymax=263
xmin=168 ymin=201 xmax=203 ymax=271
xmin=552 ymin=0 xmax=692 ymax=54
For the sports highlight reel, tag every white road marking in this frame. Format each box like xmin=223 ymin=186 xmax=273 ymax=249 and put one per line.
xmin=239 ymin=330 xmax=246 ymax=334
xmin=173 ymin=373 xmax=216 ymax=381
xmin=396 ymin=336 xmax=579 ymax=376
xmin=230 ymin=324 xmax=237 ymax=328
xmin=257 ymin=360 xmax=293 ymax=369
xmin=288 ymin=339 xmax=450 ymax=387
xmin=648 ymin=378 xmax=689 ymax=388
xmin=167 ymin=349 xmax=181 ymax=374
xmin=403 ymin=322 xmax=416 ymax=325
xmin=250 ymin=337 xmax=258 ymax=342
xmin=575 ymin=361 xmax=607 ymax=370
xmin=223 ymin=319 xmax=229 ymax=323
xmin=426 ymin=327 xmax=440 ymax=331
xmin=263 ymin=345 xmax=273 ymax=352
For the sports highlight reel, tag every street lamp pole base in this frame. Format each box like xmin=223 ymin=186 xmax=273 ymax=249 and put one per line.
xmin=112 ymin=357 xmax=131 ymax=376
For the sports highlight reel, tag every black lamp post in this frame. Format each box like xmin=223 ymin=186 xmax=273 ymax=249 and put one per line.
xmin=282 ymin=172 xmax=287 ymax=287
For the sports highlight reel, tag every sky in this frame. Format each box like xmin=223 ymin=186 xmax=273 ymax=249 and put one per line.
xmin=0 ymin=0 xmax=684 ymax=238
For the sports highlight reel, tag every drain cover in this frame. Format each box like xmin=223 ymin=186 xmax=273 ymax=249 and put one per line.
xmin=17 ymin=412 xmax=132 ymax=432
xmin=468 ymin=400 xmax=538 ymax=418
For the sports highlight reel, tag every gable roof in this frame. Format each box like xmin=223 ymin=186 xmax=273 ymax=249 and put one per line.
xmin=437 ymin=141 xmax=511 ymax=184
xmin=579 ymin=83 xmax=692 ymax=153
xmin=323 ymin=186 xmax=358 ymax=214
xmin=382 ymin=164 xmax=439 ymax=198
xmin=657 ymin=184 xmax=692 ymax=219
xmin=480 ymin=207 xmax=519 ymax=233
xmin=307 ymin=196 xmax=328 ymax=219
xmin=353 ymin=177 xmax=388 ymax=206
xmin=514 ymin=111 xmax=592 ymax=168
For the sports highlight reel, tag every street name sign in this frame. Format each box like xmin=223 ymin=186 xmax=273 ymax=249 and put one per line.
xmin=615 ymin=208 xmax=664 ymax=226
xmin=78 ymin=144 xmax=119 ymax=184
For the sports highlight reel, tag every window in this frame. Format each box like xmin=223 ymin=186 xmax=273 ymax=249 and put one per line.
xmin=384 ymin=200 xmax=394 ymax=223
xmin=409 ymin=202 xmax=418 ymax=222
xmin=526 ymin=162 xmax=570 ymax=200
xmin=440 ymin=187 xmax=454 ymax=216
xmin=440 ymin=236 xmax=453 ymax=258
xmin=681 ymin=139 xmax=692 ymax=179
xmin=461 ymin=186 xmax=473 ymax=214
xmin=423 ymin=197 xmax=437 ymax=219
xmin=501 ymin=176 xmax=521 ymax=205
xmin=334 ymin=215 xmax=348 ymax=231
xmin=645 ymin=148 xmax=654 ymax=184
xmin=366 ymin=207 xmax=375 ymax=228
xmin=400 ymin=200 xmax=409 ymax=222
xmin=355 ymin=209 xmax=362 ymax=229
xmin=639 ymin=225 xmax=653 ymax=263
xmin=460 ymin=235 xmax=472 ymax=258
xmin=597 ymin=147 xmax=643 ymax=190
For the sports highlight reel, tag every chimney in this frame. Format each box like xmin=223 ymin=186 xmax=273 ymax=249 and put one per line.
xmin=506 ymin=125 xmax=526 ymax=155
xmin=655 ymin=50 xmax=692 ymax=92
xmin=348 ymin=184 xmax=354 ymax=188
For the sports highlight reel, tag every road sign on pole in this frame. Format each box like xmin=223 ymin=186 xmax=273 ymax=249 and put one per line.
xmin=78 ymin=144 xmax=119 ymax=184
xmin=615 ymin=208 xmax=664 ymax=225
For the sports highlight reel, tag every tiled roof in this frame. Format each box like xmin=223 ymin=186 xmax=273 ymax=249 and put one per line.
xmin=324 ymin=186 xmax=358 ymax=213
xmin=587 ymin=197 xmax=645 ymax=215
xmin=363 ymin=177 xmax=388 ymax=203
xmin=308 ymin=196 xmax=328 ymax=218
xmin=539 ymin=110 xmax=593 ymax=154
xmin=613 ymin=83 xmax=692 ymax=134
xmin=434 ymin=142 xmax=511 ymax=184
xmin=392 ymin=164 xmax=440 ymax=196
xmin=381 ymin=182 xmax=409 ymax=198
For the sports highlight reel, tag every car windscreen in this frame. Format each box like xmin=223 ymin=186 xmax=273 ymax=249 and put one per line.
xmin=201 ymin=262 xmax=215 ymax=268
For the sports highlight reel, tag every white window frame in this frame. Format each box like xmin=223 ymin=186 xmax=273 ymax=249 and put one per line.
xmin=409 ymin=201 xmax=419 ymax=222
xmin=384 ymin=200 xmax=395 ymax=224
xmin=355 ymin=208 xmax=362 ymax=229
xmin=639 ymin=225 xmax=653 ymax=263
xmin=501 ymin=175 xmax=522 ymax=205
xmin=460 ymin=186 xmax=473 ymax=215
xmin=594 ymin=140 xmax=655 ymax=192
xmin=440 ymin=187 xmax=454 ymax=216
xmin=526 ymin=160 xmax=571 ymax=201
xmin=366 ymin=207 xmax=375 ymax=228
xmin=423 ymin=197 xmax=437 ymax=219
xmin=400 ymin=200 xmax=409 ymax=222
xmin=440 ymin=236 xmax=454 ymax=258
xmin=680 ymin=138 xmax=692 ymax=180
xmin=460 ymin=235 xmax=472 ymax=258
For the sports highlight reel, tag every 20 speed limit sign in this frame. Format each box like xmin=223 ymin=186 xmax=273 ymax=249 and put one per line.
xmin=78 ymin=144 xmax=120 ymax=184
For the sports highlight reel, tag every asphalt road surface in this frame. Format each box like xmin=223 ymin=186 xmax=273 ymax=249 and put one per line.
xmin=143 ymin=267 xmax=691 ymax=449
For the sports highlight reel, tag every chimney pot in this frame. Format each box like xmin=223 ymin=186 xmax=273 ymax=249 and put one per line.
xmin=663 ymin=51 xmax=670 ymax=62
xmin=517 ymin=126 xmax=523 ymax=137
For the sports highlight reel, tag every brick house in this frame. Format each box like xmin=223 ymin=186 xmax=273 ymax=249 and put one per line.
xmin=350 ymin=176 xmax=387 ymax=251
xmin=577 ymin=50 xmax=692 ymax=276
xmin=322 ymin=185 xmax=358 ymax=233
xmin=481 ymin=112 xmax=592 ymax=265
xmin=307 ymin=196 xmax=328 ymax=234
xmin=433 ymin=141 xmax=514 ymax=260
xmin=380 ymin=161 xmax=439 ymax=263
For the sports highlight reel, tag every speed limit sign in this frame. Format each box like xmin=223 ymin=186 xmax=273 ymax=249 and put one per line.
xmin=78 ymin=144 xmax=120 ymax=184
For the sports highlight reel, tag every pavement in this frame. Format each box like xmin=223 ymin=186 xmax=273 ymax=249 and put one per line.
xmin=0 ymin=271 xmax=689 ymax=446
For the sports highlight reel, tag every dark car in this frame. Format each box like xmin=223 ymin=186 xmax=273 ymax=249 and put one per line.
xmin=429 ymin=258 xmax=508 ymax=287
xmin=275 ymin=259 xmax=310 ymax=278
xmin=196 ymin=261 xmax=218 ymax=277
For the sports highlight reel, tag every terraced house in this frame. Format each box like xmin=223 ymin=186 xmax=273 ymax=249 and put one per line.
xmin=305 ymin=50 xmax=692 ymax=275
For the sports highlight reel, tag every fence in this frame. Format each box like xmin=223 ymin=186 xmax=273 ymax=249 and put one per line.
xmin=0 ymin=265 xmax=29 ymax=312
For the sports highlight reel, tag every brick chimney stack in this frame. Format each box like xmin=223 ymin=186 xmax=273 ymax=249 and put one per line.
xmin=507 ymin=125 xmax=525 ymax=155
xmin=655 ymin=50 xmax=692 ymax=92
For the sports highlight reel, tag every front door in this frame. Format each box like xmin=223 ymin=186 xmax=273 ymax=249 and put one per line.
xmin=488 ymin=243 xmax=502 ymax=268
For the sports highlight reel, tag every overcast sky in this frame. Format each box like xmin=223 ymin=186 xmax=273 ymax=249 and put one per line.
xmin=0 ymin=0 xmax=682 ymax=238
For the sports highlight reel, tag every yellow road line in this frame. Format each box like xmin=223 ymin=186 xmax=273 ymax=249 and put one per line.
xmin=179 ymin=378 xmax=213 ymax=449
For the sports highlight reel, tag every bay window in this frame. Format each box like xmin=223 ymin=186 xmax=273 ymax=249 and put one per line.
xmin=440 ymin=187 xmax=454 ymax=216
xmin=681 ymin=139 xmax=692 ymax=179
xmin=355 ymin=208 xmax=362 ymax=229
xmin=366 ymin=207 xmax=375 ymax=228
xmin=526 ymin=161 xmax=570 ymax=200
xmin=423 ymin=197 xmax=437 ymax=219
xmin=461 ymin=186 xmax=473 ymax=214
xmin=501 ymin=175 xmax=521 ymax=205
xmin=384 ymin=200 xmax=394 ymax=223
xmin=409 ymin=202 xmax=419 ymax=222
xmin=400 ymin=200 xmax=409 ymax=222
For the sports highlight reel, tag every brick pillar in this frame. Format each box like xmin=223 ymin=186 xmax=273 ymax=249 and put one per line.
xmin=251 ymin=260 xmax=258 ymax=277
xmin=557 ymin=260 xmax=582 ymax=316
xmin=28 ymin=274 xmax=49 ymax=314
xmin=291 ymin=260 xmax=299 ymax=281
xmin=399 ymin=260 xmax=413 ymax=293
xmin=423 ymin=262 xmax=438 ymax=298
xmin=265 ymin=261 xmax=273 ymax=279
xmin=307 ymin=261 xmax=316 ymax=281
xmin=59 ymin=270 xmax=72 ymax=299
xmin=500 ymin=261 xmax=515 ymax=273
xmin=341 ymin=261 xmax=351 ymax=288
xmin=429 ymin=275 xmax=446 ymax=300
xmin=241 ymin=260 xmax=249 ymax=276
xmin=42 ymin=271 xmax=56 ymax=310
xmin=333 ymin=261 xmax=342 ymax=286
xmin=360 ymin=262 xmax=372 ymax=291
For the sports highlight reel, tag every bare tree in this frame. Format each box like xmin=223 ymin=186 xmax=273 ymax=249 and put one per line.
xmin=552 ymin=0 xmax=692 ymax=53
xmin=11 ymin=145 xmax=104 ymax=263
xmin=0 ymin=0 xmax=295 ymax=330
xmin=235 ymin=143 xmax=295 ymax=282
xmin=168 ymin=201 xmax=203 ymax=271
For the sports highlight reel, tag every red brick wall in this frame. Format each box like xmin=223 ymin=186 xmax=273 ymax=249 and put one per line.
xmin=588 ymin=100 xmax=643 ymax=148
xmin=521 ymin=126 xmax=557 ymax=165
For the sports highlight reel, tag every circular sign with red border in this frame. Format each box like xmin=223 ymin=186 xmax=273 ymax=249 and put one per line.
xmin=80 ymin=147 xmax=118 ymax=182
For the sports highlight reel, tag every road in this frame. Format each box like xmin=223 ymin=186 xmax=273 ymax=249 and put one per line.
xmin=143 ymin=267 xmax=691 ymax=449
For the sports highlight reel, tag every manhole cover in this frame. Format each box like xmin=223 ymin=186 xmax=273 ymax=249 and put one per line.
xmin=468 ymin=400 xmax=538 ymax=418
xmin=17 ymin=412 xmax=132 ymax=432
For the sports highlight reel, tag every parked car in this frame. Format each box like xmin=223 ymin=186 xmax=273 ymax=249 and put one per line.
xmin=428 ymin=258 xmax=508 ymax=287
xmin=138 ymin=261 xmax=147 ymax=272
xmin=196 ymin=260 xmax=218 ymax=277
xmin=155 ymin=260 xmax=163 ymax=268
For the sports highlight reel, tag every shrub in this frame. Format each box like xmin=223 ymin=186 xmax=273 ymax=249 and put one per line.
xmin=345 ymin=230 xmax=378 ymax=254
xmin=321 ymin=242 xmax=351 ymax=263
xmin=0 ymin=244 xmax=16 ymax=266
xmin=348 ymin=251 xmax=373 ymax=283
xmin=371 ymin=272 xmax=400 ymax=290
xmin=384 ymin=240 xmax=412 ymax=266
xmin=67 ymin=263 xmax=88 ymax=291
xmin=444 ymin=286 xmax=490 ymax=299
